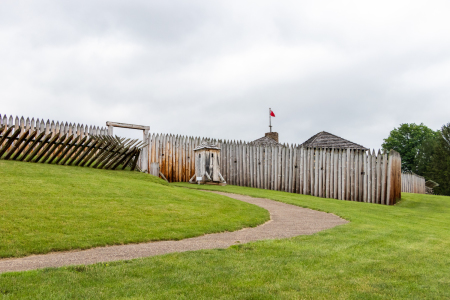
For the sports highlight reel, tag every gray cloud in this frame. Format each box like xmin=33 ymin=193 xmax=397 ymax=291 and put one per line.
xmin=1 ymin=0 xmax=450 ymax=150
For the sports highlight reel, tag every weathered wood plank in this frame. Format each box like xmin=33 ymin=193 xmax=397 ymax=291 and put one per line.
xmin=24 ymin=133 xmax=52 ymax=162
xmin=0 ymin=126 xmax=14 ymax=150
xmin=39 ymin=134 xmax=67 ymax=163
xmin=363 ymin=151 xmax=368 ymax=202
xmin=381 ymin=151 xmax=387 ymax=205
xmin=376 ymin=150 xmax=381 ymax=203
xmin=32 ymin=133 xmax=61 ymax=163
xmin=0 ymin=128 xmax=23 ymax=158
xmin=370 ymin=150 xmax=375 ymax=203
xmin=325 ymin=149 xmax=330 ymax=198
xmin=59 ymin=136 xmax=88 ymax=165
xmin=3 ymin=130 xmax=30 ymax=160
xmin=337 ymin=149 xmax=342 ymax=200
xmin=87 ymin=138 xmax=116 ymax=168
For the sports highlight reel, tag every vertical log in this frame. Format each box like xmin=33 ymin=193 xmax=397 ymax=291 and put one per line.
xmin=363 ymin=151 xmax=368 ymax=203
xmin=313 ymin=148 xmax=318 ymax=197
xmin=167 ymin=135 xmax=172 ymax=182
xmin=266 ymin=146 xmax=270 ymax=189
xmin=360 ymin=151 xmax=364 ymax=202
xmin=239 ymin=142 xmax=243 ymax=186
xmin=304 ymin=147 xmax=309 ymax=195
xmin=349 ymin=149 xmax=354 ymax=201
xmin=280 ymin=146 xmax=285 ymax=191
xmin=298 ymin=147 xmax=302 ymax=194
xmin=230 ymin=141 xmax=234 ymax=185
xmin=370 ymin=149 xmax=375 ymax=202
xmin=271 ymin=146 xmax=276 ymax=190
xmin=20 ymin=116 xmax=25 ymax=133
xmin=326 ymin=149 xmax=330 ymax=198
xmin=160 ymin=135 xmax=165 ymax=179
xmin=376 ymin=150 xmax=381 ymax=203
xmin=181 ymin=136 xmax=185 ymax=182
xmin=181 ymin=136 xmax=186 ymax=182
xmin=235 ymin=142 xmax=239 ymax=185
xmin=242 ymin=142 xmax=246 ymax=186
xmin=386 ymin=151 xmax=392 ymax=205
xmin=256 ymin=145 xmax=260 ymax=188
xmin=221 ymin=141 xmax=226 ymax=182
xmin=270 ymin=146 xmax=274 ymax=189
xmin=236 ymin=142 xmax=241 ymax=186
xmin=330 ymin=148 xmax=335 ymax=198
xmin=381 ymin=151 xmax=387 ymax=205
xmin=317 ymin=148 xmax=321 ymax=197
xmin=337 ymin=149 xmax=342 ymax=200
xmin=248 ymin=144 xmax=252 ymax=187
xmin=247 ymin=144 xmax=251 ymax=187
xmin=341 ymin=149 xmax=346 ymax=200
xmin=263 ymin=146 xmax=267 ymax=189
xmin=228 ymin=142 xmax=233 ymax=185
xmin=288 ymin=146 xmax=294 ymax=192
xmin=310 ymin=148 xmax=314 ymax=195
xmin=259 ymin=146 xmax=263 ymax=189
xmin=277 ymin=146 xmax=282 ymax=191
xmin=354 ymin=150 xmax=359 ymax=201
xmin=295 ymin=147 xmax=300 ymax=194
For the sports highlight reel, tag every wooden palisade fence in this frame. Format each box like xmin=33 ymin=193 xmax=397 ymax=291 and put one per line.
xmin=401 ymin=172 xmax=426 ymax=194
xmin=0 ymin=114 xmax=144 ymax=171
xmin=148 ymin=133 xmax=402 ymax=205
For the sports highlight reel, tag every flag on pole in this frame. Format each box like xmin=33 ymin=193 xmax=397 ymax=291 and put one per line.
xmin=270 ymin=110 xmax=275 ymax=117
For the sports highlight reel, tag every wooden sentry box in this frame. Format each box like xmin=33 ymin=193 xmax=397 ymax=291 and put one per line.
xmin=191 ymin=141 xmax=226 ymax=185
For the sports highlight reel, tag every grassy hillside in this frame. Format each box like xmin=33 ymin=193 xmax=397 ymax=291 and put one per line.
xmin=0 ymin=161 xmax=269 ymax=258
xmin=1 ymin=184 xmax=449 ymax=299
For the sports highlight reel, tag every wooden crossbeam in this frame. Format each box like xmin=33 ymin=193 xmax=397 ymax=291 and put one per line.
xmin=10 ymin=130 xmax=37 ymax=160
xmin=47 ymin=135 xmax=74 ymax=164
xmin=33 ymin=133 xmax=61 ymax=163
xmin=19 ymin=132 xmax=46 ymax=161
xmin=60 ymin=136 xmax=88 ymax=165
xmin=54 ymin=136 xmax=80 ymax=164
xmin=25 ymin=133 xmax=53 ymax=162
xmin=39 ymin=134 xmax=67 ymax=163
xmin=0 ymin=129 xmax=22 ymax=158
xmin=3 ymin=131 xmax=30 ymax=160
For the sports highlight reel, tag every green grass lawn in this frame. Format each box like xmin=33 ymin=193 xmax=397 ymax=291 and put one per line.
xmin=1 ymin=179 xmax=450 ymax=299
xmin=0 ymin=161 xmax=268 ymax=258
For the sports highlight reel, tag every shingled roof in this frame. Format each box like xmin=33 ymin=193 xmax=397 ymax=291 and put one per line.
xmin=300 ymin=131 xmax=368 ymax=150
xmin=249 ymin=136 xmax=282 ymax=147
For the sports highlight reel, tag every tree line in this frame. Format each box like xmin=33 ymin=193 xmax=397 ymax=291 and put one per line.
xmin=382 ymin=122 xmax=450 ymax=195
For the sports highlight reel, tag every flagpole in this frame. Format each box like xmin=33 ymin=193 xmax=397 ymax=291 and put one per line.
xmin=269 ymin=108 xmax=272 ymax=132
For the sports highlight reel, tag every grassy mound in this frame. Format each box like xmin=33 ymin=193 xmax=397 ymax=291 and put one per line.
xmin=0 ymin=161 xmax=269 ymax=258
xmin=1 ymin=184 xmax=449 ymax=299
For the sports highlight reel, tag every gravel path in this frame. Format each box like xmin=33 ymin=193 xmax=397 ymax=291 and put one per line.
xmin=0 ymin=191 xmax=348 ymax=273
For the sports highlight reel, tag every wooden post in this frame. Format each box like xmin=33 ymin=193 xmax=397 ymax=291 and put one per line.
xmin=326 ymin=149 xmax=330 ymax=198
xmin=381 ymin=151 xmax=387 ymax=205
xmin=349 ymin=149 xmax=354 ymax=201
xmin=371 ymin=150 xmax=376 ymax=203
xmin=363 ymin=151 xmax=368 ymax=203
xmin=376 ymin=150 xmax=381 ymax=203
xmin=337 ymin=149 xmax=342 ymax=200
xmin=277 ymin=146 xmax=282 ymax=191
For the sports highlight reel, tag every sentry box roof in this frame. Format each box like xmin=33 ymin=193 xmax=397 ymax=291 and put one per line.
xmin=194 ymin=140 xmax=220 ymax=151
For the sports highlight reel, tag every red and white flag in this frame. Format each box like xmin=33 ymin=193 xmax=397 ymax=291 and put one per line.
xmin=270 ymin=110 xmax=275 ymax=117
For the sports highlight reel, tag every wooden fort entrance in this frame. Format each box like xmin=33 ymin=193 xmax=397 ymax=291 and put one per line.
xmin=106 ymin=121 xmax=150 ymax=173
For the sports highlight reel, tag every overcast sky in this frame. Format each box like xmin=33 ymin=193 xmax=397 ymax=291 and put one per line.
xmin=1 ymin=1 xmax=449 ymax=149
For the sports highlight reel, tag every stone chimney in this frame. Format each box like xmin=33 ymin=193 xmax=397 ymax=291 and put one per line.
xmin=265 ymin=132 xmax=279 ymax=143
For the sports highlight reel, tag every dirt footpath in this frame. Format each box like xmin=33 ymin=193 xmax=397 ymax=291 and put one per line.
xmin=0 ymin=191 xmax=348 ymax=273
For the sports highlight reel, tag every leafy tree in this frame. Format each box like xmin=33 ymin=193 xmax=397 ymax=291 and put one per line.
xmin=382 ymin=123 xmax=438 ymax=173
xmin=425 ymin=123 xmax=450 ymax=195
xmin=415 ymin=135 xmax=438 ymax=176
